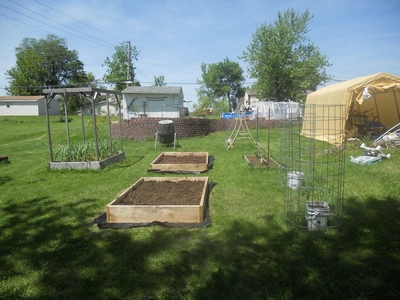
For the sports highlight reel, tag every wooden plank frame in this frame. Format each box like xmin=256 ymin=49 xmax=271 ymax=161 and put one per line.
xmin=106 ymin=177 xmax=209 ymax=223
xmin=42 ymin=87 xmax=123 ymax=163
xmin=149 ymin=152 xmax=209 ymax=172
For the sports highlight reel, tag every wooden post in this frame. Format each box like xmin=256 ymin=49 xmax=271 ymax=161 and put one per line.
xmin=267 ymin=108 xmax=271 ymax=168
xmin=45 ymin=94 xmax=54 ymax=162
xmin=116 ymin=94 xmax=124 ymax=153
xmin=106 ymin=93 xmax=113 ymax=156
xmin=92 ymin=92 xmax=99 ymax=161
xmin=64 ymin=92 xmax=70 ymax=146
xmin=78 ymin=93 xmax=85 ymax=143
xmin=256 ymin=105 xmax=259 ymax=143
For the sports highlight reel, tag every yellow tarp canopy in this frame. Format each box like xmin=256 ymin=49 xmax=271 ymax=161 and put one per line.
xmin=302 ymin=72 xmax=400 ymax=145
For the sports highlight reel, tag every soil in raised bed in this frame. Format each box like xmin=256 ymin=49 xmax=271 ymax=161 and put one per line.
xmin=118 ymin=180 xmax=205 ymax=205
xmin=154 ymin=155 xmax=205 ymax=164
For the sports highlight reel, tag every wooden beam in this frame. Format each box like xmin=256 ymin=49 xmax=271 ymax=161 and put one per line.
xmin=43 ymin=87 xmax=121 ymax=96
xmin=45 ymin=93 xmax=55 ymax=162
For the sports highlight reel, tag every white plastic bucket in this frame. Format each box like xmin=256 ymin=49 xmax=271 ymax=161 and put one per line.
xmin=287 ymin=171 xmax=304 ymax=189
xmin=305 ymin=202 xmax=330 ymax=230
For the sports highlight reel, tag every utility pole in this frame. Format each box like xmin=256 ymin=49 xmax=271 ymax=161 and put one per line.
xmin=127 ymin=41 xmax=131 ymax=81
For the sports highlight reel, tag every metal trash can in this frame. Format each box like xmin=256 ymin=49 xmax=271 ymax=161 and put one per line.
xmin=158 ymin=120 xmax=175 ymax=144
xmin=305 ymin=202 xmax=330 ymax=230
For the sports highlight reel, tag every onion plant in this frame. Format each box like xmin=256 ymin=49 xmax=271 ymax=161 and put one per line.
xmin=54 ymin=138 xmax=120 ymax=162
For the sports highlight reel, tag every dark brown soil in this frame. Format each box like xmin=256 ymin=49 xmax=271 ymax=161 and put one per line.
xmin=154 ymin=155 xmax=206 ymax=164
xmin=244 ymin=155 xmax=281 ymax=168
xmin=118 ymin=180 xmax=205 ymax=205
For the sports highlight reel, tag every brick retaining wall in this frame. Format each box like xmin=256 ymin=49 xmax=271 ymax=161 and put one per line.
xmin=111 ymin=117 xmax=282 ymax=141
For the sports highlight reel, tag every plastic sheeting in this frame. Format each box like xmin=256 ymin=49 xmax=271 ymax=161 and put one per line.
xmin=250 ymin=101 xmax=302 ymax=120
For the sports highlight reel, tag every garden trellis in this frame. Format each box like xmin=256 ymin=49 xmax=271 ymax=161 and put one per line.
xmin=43 ymin=87 xmax=123 ymax=164
xmin=280 ymin=104 xmax=346 ymax=230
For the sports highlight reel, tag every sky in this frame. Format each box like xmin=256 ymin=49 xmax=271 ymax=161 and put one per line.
xmin=0 ymin=0 xmax=399 ymax=110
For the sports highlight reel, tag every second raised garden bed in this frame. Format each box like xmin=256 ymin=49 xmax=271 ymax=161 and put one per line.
xmin=150 ymin=152 xmax=209 ymax=172
xmin=106 ymin=177 xmax=209 ymax=223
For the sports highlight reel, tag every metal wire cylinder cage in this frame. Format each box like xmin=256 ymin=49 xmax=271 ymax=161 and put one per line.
xmin=280 ymin=104 xmax=346 ymax=230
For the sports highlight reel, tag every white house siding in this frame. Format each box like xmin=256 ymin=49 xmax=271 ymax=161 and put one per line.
xmin=0 ymin=96 xmax=59 ymax=116
xmin=244 ymin=90 xmax=261 ymax=109
xmin=122 ymin=86 xmax=184 ymax=119
xmin=80 ymin=101 xmax=120 ymax=116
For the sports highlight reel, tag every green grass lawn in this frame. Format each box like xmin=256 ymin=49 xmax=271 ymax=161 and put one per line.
xmin=1 ymin=116 xmax=399 ymax=299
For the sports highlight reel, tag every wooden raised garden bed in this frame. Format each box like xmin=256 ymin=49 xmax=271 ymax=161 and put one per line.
xmin=150 ymin=152 xmax=209 ymax=172
xmin=106 ymin=176 xmax=209 ymax=223
xmin=49 ymin=152 xmax=125 ymax=170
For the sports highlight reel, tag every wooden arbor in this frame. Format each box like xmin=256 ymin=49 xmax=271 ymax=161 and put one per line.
xmin=42 ymin=87 xmax=123 ymax=162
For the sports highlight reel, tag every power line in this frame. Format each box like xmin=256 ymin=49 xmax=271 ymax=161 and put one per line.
xmin=2 ymin=3 xmax=211 ymax=84
xmin=0 ymin=80 xmax=258 ymax=90
xmin=34 ymin=0 xmax=125 ymax=43
xmin=0 ymin=13 xmax=112 ymax=54
xmin=1 ymin=3 xmax=256 ymax=92
xmin=8 ymin=1 xmax=116 ymax=48
xmin=137 ymin=60 xmax=199 ymax=71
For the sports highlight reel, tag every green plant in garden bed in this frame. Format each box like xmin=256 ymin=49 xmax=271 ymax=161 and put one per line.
xmin=54 ymin=138 xmax=121 ymax=162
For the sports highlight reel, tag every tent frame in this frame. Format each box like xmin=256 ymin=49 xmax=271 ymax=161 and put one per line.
xmin=350 ymin=87 xmax=400 ymax=135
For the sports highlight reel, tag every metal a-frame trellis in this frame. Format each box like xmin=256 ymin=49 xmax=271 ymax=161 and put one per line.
xmin=225 ymin=109 xmax=269 ymax=158
xmin=225 ymin=111 xmax=256 ymax=149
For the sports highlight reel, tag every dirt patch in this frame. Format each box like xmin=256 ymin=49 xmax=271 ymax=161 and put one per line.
xmin=118 ymin=180 xmax=204 ymax=205
xmin=154 ymin=155 xmax=205 ymax=164
xmin=244 ymin=155 xmax=281 ymax=168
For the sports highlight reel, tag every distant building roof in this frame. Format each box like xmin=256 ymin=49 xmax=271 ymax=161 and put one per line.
xmin=0 ymin=96 xmax=45 ymax=101
xmin=122 ymin=86 xmax=182 ymax=94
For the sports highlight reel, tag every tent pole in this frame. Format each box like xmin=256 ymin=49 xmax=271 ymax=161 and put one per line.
xmin=373 ymin=93 xmax=380 ymax=122
xmin=393 ymin=89 xmax=400 ymax=124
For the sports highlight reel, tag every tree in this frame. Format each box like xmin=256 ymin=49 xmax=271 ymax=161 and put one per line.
xmin=102 ymin=41 xmax=139 ymax=91
xmin=192 ymin=96 xmax=211 ymax=115
xmin=152 ymin=75 xmax=166 ymax=86
xmin=241 ymin=8 xmax=332 ymax=102
xmin=196 ymin=58 xmax=245 ymax=111
xmin=5 ymin=34 xmax=84 ymax=95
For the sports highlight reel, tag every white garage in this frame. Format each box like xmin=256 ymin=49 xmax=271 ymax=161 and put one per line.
xmin=0 ymin=96 xmax=59 ymax=116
